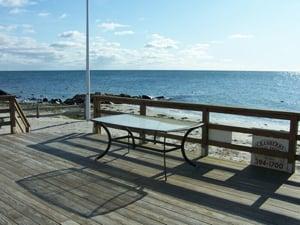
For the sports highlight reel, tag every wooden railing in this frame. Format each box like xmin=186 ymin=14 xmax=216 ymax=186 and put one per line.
xmin=93 ymin=95 xmax=300 ymax=171
xmin=0 ymin=95 xmax=30 ymax=134
xmin=21 ymin=103 xmax=83 ymax=118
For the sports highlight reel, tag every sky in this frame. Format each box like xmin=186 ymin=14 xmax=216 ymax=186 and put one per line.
xmin=0 ymin=0 xmax=300 ymax=71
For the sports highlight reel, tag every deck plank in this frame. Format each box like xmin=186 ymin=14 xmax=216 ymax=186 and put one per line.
xmin=0 ymin=200 xmax=35 ymax=225
xmin=0 ymin=132 xmax=299 ymax=225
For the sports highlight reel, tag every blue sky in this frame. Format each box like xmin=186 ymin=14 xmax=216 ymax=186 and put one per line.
xmin=0 ymin=0 xmax=300 ymax=71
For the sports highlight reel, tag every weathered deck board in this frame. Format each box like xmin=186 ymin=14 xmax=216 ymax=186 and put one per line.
xmin=0 ymin=132 xmax=300 ymax=225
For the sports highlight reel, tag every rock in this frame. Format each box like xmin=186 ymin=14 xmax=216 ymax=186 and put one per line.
xmin=64 ymin=94 xmax=86 ymax=105
xmin=141 ymin=95 xmax=152 ymax=100
xmin=73 ymin=94 xmax=85 ymax=104
xmin=0 ymin=90 xmax=8 ymax=95
xmin=29 ymin=97 xmax=37 ymax=101
xmin=119 ymin=93 xmax=131 ymax=98
xmin=64 ymin=98 xmax=74 ymax=105
xmin=100 ymin=101 xmax=112 ymax=104
xmin=42 ymin=98 xmax=48 ymax=103
xmin=75 ymin=92 xmax=167 ymax=103
xmin=50 ymin=98 xmax=62 ymax=104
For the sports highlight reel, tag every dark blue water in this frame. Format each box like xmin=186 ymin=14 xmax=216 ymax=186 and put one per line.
xmin=0 ymin=70 xmax=300 ymax=112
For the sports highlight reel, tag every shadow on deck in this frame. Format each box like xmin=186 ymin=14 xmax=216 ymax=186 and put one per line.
xmin=9 ymin=133 xmax=300 ymax=224
xmin=18 ymin=168 xmax=146 ymax=218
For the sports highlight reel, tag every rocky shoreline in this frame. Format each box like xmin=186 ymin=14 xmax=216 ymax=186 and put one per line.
xmin=0 ymin=89 xmax=168 ymax=105
xmin=63 ymin=93 xmax=167 ymax=105
xmin=0 ymin=89 xmax=8 ymax=96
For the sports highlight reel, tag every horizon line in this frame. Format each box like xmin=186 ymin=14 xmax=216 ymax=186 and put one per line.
xmin=1 ymin=69 xmax=300 ymax=73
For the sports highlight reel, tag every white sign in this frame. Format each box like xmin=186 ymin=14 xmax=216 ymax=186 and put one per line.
xmin=209 ymin=129 xmax=232 ymax=144
xmin=251 ymin=136 xmax=293 ymax=173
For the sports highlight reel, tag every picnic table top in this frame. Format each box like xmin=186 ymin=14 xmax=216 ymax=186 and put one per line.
xmin=92 ymin=114 xmax=203 ymax=132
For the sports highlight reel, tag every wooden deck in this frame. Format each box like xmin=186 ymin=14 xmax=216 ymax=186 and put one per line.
xmin=0 ymin=132 xmax=300 ymax=225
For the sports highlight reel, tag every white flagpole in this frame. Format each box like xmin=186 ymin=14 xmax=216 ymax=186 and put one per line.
xmin=85 ymin=0 xmax=91 ymax=120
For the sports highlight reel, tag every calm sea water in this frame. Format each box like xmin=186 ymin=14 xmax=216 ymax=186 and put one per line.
xmin=0 ymin=70 xmax=300 ymax=112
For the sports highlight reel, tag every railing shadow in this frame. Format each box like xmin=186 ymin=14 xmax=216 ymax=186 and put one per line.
xmin=23 ymin=133 xmax=300 ymax=224
xmin=31 ymin=121 xmax=83 ymax=132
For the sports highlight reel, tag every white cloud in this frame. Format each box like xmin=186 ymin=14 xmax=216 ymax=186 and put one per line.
xmin=59 ymin=13 xmax=67 ymax=19
xmin=210 ymin=40 xmax=224 ymax=44
xmin=51 ymin=30 xmax=85 ymax=49
xmin=58 ymin=30 xmax=84 ymax=40
xmin=50 ymin=41 xmax=81 ymax=49
xmin=0 ymin=32 xmax=60 ymax=67
xmin=0 ymin=29 xmax=87 ymax=69
xmin=98 ymin=22 xmax=129 ymax=31
xmin=9 ymin=7 xmax=27 ymax=14
xmin=21 ymin=24 xmax=35 ymax=33
xmin=0 ymin=0 xmax=29 ymax=7
xmin=221 ymin=58 xmax=233 ymax=63
xmin=145 ymin=34 xmax=178 ymax=49
xmin=229 ymin=34 xmax=254 ymax=39
xmin=38 ymin=12 xmax=50 ymax=17
xmin=52 ymin=31 xmax=84 ymax=48
xmin=90 ymin=38 xmax=124 ymax=63
xmin=180 ymin=43 xmax=212 ymax=60
xmin=0 ymin=23 xmax=34 ymax=34
xmin=0 ymin=30 xmax=137 ymax=69
xmin=0 ymin=24 xmax=18 ymax=32
xmin=114 ymin=30 xmax=134 ymax=36
xmin=0 ymin=29 xmax=233 ymax=70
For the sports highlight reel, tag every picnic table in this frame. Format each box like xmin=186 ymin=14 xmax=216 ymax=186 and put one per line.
xmin=92 ymin=114 xmax=203 ymax=180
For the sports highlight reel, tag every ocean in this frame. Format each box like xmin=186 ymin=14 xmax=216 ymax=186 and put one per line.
xmin=1 ymin=70 xmax=300 ymax=113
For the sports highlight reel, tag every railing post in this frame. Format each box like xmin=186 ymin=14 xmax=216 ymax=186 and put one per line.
xmin=201 ymin=109 xmax=209 ymax=156
xmin=288 ymin=116 xmax=298 ymax=173
xmin=9 ymin=97 xmax=16 ymax=134
xmin=140 ymin=103 xmax=146 ymax=143
xmin=93 ymin=97 xmax=101 ymax=134
xmin=36 ymin=103 xmax=40 ymax=118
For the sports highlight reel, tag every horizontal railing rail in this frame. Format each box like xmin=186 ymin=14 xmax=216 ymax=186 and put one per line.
xmin=94 ymin=95 xmax=300 ymax=119
xmin=19 ymin=103 xmax=83 ymax=118
xmin=0 ymin=95 xmax=14 ymax=101
xmin=93 ymin=95 xmax=300 ymax=172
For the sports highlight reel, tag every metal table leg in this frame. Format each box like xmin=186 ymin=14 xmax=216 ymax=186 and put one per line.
xmin=125 ymin=128 xmax=136 ymax=151
xmin=163 ymin=134 xmax=167 ymax=181
xmin=154 ymin=131 xmax=157 ymax=144
xmin=181 ymin=125 xmax=203 ymax=167
xmin=95 ymin=123 xmax=112 ymax=161
xmin=127 ymin=132 xmax=130 ymax=153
